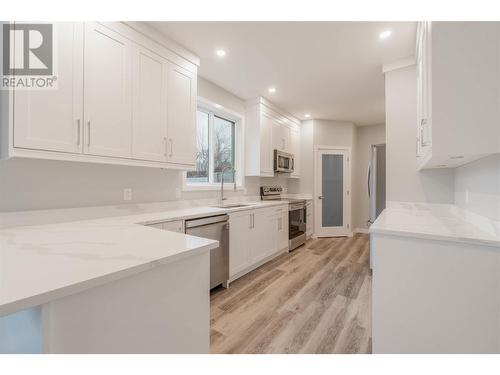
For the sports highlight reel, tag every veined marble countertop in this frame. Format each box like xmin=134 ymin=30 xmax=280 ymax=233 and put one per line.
xmin=370 ymin=201 xmax=500 ymax=247
xmin=0 ymin=199 xmax=288 ymax=317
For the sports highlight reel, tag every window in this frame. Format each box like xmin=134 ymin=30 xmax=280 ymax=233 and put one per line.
xmin=186 ymin=105 xmax=240 ymax=188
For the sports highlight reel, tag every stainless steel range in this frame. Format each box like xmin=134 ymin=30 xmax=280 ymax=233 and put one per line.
xmin=260 ymin=186 xmax=307 ymax=251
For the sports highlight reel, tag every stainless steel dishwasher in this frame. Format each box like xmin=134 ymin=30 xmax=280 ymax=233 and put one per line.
xmin=185 ymin=214 xmax=229 ymax=289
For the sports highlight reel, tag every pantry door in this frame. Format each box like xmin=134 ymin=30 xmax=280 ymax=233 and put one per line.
xmin=314 ymin=147 xmax=351 ymax=237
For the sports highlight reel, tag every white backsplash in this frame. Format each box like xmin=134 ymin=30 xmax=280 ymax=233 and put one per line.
xmin=454 ymin=154 xmax=500 ymax=221
xmin=0 ymin=158 xmax=290 ymax=213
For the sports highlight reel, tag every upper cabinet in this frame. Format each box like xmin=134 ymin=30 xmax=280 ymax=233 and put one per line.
xmin=131 ymin=45 xmax=168 ymax=162
xmin=13 ymin=22 xmax=84 ymax=154
xmin=84 ymin=22 xmax=133 ymax=159
xmin=245 ymin=97 xmax=301 ymax=178
xmin=290 ymin=126 xmax=301 ymax=178
xmin=3 ymin=22 xmax=199 ymax=170
xmin=166 ymin=63 xmax=197 ymax=165
xmin=416 ymin=22 xmax=500 ymax=170
xmin=272 ymin=119 xmax=291 ymax=152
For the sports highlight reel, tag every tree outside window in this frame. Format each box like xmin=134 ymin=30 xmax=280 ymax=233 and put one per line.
xmin=187 ymin=109 xmax=235 ymax=185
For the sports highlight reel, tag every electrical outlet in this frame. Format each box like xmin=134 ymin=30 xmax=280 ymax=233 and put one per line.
xmin=123 ymin=188 xmax=132 ymax=201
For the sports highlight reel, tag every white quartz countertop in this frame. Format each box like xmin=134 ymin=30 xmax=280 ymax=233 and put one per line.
xmin=370 ymin=201 xmax=500 ymax=247
xmin=0 ymin=200 xmax=288 ymax=317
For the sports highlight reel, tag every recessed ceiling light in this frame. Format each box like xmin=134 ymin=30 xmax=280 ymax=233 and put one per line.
xmin=215 ymin=49 xmax=226 ymax=57
xmin=268 ymin=87 xmax=276 ymax=94
xmin=304 ymin=113 xmax=311 ymax=118
xmin=379 ymin=30 xmax=392 ymax=40
xmin=214 ymin=103 xmax=222 ymax=109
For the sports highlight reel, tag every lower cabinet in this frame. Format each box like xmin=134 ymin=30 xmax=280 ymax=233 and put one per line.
xmin=306 ymin=201 xmax=313 ymax=237
xmin=229 ymin=206 xmax=288 ymax=280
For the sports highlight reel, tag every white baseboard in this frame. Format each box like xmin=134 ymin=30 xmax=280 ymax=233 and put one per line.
xmin=354 ymin=228 xmax=369 ymax=234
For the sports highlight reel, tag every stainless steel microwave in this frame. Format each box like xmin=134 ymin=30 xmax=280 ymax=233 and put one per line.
xmin=274 ymin=149 xmax=294 ymax=173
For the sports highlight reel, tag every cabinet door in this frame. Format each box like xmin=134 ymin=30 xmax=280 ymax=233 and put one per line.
xmin=252 ymin=209 xmax=277 ymax=263
xmin=166 ymin=63 xmax=196 ymax=166
xmin=132 ymin=46 xmax=168 ymax=162
xmin=84 ymin=22 xmax=133 ymax=158
xmin=275 ymin=208 xmax=289 ymax=251
xmin=14 ymin=22 xmax=84 ymax=154
xmin=290 ymin=126 xmax=301 ymax=177
xmin=260 ymin=113 xmax=274 ymax=175
xmin=272 ymin=121 xmax=284 ymax=151
xmin=306 ymin=202 xmax=313 ymax=236
xmin=229 ymin=212 xmax=253 ymax=277
xmin=283 ymin=126 xmax=291 ymax=152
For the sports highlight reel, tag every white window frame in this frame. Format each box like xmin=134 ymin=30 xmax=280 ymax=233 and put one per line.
xmin=181 ymin=97 xmax=245 ymax=191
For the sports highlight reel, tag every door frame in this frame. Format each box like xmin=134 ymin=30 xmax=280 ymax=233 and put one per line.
xmin=313 ymin=145 xmax=352 ymax=238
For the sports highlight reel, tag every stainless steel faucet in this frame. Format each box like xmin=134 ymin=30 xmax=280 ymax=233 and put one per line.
xmin=219 ymin=166 xmax=236 ymax=206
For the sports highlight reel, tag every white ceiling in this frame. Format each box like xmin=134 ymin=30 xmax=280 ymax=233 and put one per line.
xmin=148 ymin=22 xmax=416 ymax=125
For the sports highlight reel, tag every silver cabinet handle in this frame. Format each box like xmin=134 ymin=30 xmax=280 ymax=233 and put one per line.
xmin=252 ymin=213 xmax=255 ymax=229
xmin=420 ymin=118 xmax=430 ymax=147
xmin=87 ymin=120 xmax=91 ymax=147
xmin=169 ymin=138 xmax=173 ymax=158
xmin=76 ymin=119 xmax=81 ymax=146
xmin=249 ymin=214 xmax=252 ymax=229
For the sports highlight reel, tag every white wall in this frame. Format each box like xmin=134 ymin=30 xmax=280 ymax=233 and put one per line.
xmin=353 ymin=124 xmax=386 ymax=231
xmin=385 ymin=65 xmax=455 ymax=203
xmin=455 ymin=154 xmax=500 ymax=221
xmin=0 ymin=78 xmax=287 ymax=212
xmin=313 ymin=119 xmax=355 ymax=147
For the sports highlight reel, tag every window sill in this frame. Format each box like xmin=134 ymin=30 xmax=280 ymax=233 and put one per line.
xmin=182 ymin=184 xmax=246 ymax=192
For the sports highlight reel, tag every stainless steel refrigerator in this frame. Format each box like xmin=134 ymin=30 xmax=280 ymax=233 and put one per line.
xmin=368 ymin=144 xmax=386 ymax=225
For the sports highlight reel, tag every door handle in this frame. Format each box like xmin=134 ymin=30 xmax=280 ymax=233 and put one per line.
xmin=318 ymin=196 xmax=324 ymax=200
xmin=367 ymin=163 xmax=371 ymax=198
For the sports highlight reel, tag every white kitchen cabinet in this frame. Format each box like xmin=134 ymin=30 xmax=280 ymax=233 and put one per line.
xmin=273 ymin=207 xmax=289 ymax=252
xmin=245 ymin=97 xmax=301 ymax=178
xmin=306 ymin=200 xmax=313 ymax=237
xmin=290 ymin=126 xmax=301 ymax=178
xmin=229 ymin=205 xmax=289 ymax=281
xmin=416 ymin=21 xmax=500 ymax=169
xmin=132 ymin=46 xmax=168 ymax=162
xmin=166 ymin=63 xmax=196 ymax=166
xmin=2 ymin=22 xmax=199 ymax=170
xmin=244 ymin=108 xmax=274 ymax=177
xmin=84 ymin=22 xmax=133 ymax=158
xmin=13 ymin=22 xmax=84 ymax=154
xmin=272 ymin=120 xmax=291 ymax=152
xmin=228 ymin=211 xmax=253 ymax=278
xmin=252 ymin=208 xmax=278 ymax=264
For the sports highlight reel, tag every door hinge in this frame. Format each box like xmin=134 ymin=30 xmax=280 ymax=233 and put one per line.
xmin=347 ymin=190 xmax=350 ymax=196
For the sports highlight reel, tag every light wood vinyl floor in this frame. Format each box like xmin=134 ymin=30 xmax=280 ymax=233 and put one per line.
xmin=210 ymin=233 xmax=372 ymax=354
